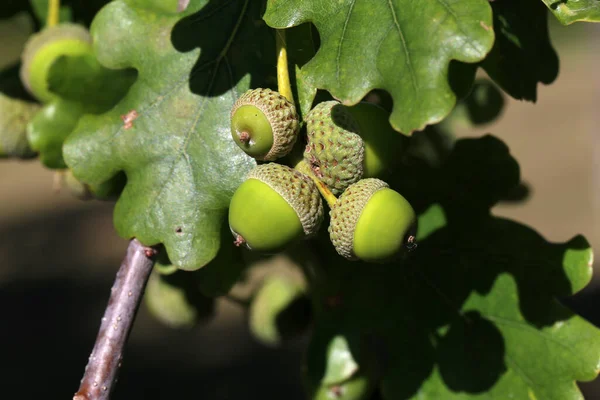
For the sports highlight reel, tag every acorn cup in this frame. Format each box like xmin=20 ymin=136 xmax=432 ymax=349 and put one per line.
xmin=329 ymin=178 xmax=417 ymax=262
xmin=228 ymin=163 xmax=324 ymax=253
xmin=230 ymin=88 xmax=299 ymax=161
xmin=303 ymin=100 xmax=365 ymax=196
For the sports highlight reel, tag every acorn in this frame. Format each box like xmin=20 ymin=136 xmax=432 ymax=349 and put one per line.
xmin=304 ymin=101 xmax=365 ymax=195
xmin=229 ymin=163 xmax=324 ymax=253
xmin=329 ymin=178 xmax=417 ymax=262
xmin=20 ymin=24 xmax=93 ymax=103
xmin=230 ymin=88 xmax=299 ymax=161
xmin=346 ymin=102 xmax=408 ymax=178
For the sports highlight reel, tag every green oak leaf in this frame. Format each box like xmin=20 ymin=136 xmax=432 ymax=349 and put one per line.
xmin=541 ymin=0 xmax=600 ymax=24
xmin=481 ymin=0 xmax=559 ymax=102
xmin=64 ymin=0 xmax=274 ymax=270
xmin=264 ymin=0 xmax=495 ymax=134
xmin=382 ymin=224 xmax=597 ymax=400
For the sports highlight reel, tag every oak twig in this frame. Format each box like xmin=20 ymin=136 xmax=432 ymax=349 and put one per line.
xmin=73 ymin=239 xmax=157 ymax=400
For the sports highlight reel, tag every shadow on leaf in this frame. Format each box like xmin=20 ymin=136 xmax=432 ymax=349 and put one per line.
xmin=171 ymin=0 xmax=275 ymax=97
xmin=307 ymin=134 xmax=593 ymax=399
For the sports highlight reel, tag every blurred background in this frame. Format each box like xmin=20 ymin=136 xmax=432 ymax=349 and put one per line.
xmin=0 ymin=10 xmax=598 ymax=400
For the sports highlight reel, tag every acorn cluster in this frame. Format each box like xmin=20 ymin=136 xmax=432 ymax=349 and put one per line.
xmin=228 ymin=88 xmax=417 ymax=263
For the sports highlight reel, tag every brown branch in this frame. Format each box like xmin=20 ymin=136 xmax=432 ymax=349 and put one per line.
xmin=73 ymin=239 xmax=157 ymax=400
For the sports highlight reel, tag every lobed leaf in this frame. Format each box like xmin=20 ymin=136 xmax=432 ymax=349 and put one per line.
xmin=264 ymin=0 xmax=495 ymax=134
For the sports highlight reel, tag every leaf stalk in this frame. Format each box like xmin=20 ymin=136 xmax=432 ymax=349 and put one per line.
xmin=47 ymin=0 xmax=60 ymax=27
xmin=276 ymin=29 xmax=294 ymax=104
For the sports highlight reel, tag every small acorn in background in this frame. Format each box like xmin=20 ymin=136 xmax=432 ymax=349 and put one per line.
xmin=228 ymin=163 xmax=323 ymax=253
xmin=0 ymin=94 xmax=40 ymax=158
xmin=230 ymin=88 xmax=299 ymax=161
xmin=20 ymin=24 xmax=93 ymax=103
xmin=329 ymin=178 xmax=416 ymax=262
xmin=304 ymin=100 xmax=365 ymax=196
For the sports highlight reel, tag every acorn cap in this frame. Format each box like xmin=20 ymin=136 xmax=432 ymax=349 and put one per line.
xmin=329 ymin=178 xmax=416 ymax=262
xmin=20 ymin=24 xmax=93 ymax=103
xmin=231 ymin=88 xmax=299 ymax=161
xmin=304 ymin=101 xmax=365 ymax=195
xmin=229 ymin=163 xmax=323 ymax=252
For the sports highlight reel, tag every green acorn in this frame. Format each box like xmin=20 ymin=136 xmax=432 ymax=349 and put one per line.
xmin=229 ymin=163 xmax=323 ymax=253
xmin=230 ymin=88 xmax=299 ymax=161
xmin=304 ymin=101 xmax=365 ymax=195
xmin=20 ymin=24 xmax=93 ymax=103
xmin=329 ymin=178 xmax=417 ymax=262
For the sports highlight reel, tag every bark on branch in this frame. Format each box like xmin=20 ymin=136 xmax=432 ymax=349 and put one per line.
xmin=73 ymin=239 xmax=157 ymax=400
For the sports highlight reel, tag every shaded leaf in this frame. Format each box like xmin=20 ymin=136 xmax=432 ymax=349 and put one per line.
xmin=306 ymin=136 xmax=600 ymax=400
xmin=541 ymin=0 xmax=600 ymax=24
xmin=248 ymin=275 xmax=308 ymax=346
xmin=145 ymin=267 xmax=215 ymax=329
xmin=264 ymin=0 xmax=495 ymax=134
xmin=481 ymin=0 xmax=558 ymax=101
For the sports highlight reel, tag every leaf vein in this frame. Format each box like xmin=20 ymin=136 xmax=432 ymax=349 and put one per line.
xmin=386 ymin=0 xmax=418 ymax=92
xmin=336 ymin=0 xmax=356 ymax=84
